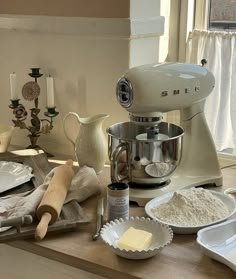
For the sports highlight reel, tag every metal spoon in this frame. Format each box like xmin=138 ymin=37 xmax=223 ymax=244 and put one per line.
xmin=92 ymin=198 xmax=104 ymax=241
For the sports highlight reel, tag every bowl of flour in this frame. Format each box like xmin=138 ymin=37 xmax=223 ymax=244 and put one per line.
xmin=145 ymin=188 xmax=236 ymax=234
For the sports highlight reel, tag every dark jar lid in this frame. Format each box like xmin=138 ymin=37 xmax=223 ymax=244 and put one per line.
xmin=108 ymin=182 xmax=129 ymax=191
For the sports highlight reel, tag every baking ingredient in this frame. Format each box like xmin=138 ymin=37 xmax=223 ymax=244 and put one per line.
xmin=107 ymin=182 xmax=129 ymax=221
xmin=117 ymin=227 xmax=152 ymax=251
xmin=151 ymin=188 xmax=230 ymax=226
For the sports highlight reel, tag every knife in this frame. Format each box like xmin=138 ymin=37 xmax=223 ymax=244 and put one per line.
xmin=92 ymin=198 xmax=104 ymax=240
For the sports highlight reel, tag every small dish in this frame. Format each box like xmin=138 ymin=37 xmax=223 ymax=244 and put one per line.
xmin=100 ymin=216 xmax=173 ymax=260
xmin=145 ymin=189 xmax=236 ymax=234
xmin=0 ymin=161 xmax=34 ymax=193
xmin=197 ymin=219 xmax=236 ymax=272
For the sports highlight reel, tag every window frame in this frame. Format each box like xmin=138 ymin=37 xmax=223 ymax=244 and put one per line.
xmin=208 ymin=0 xmax=236 ymax=31
xmin=194 ymin=0 xmax=236 ymax=31
xmin=193 ymin=0 xmax=236 ymax=159
xmin=194 ymin=0 xmax=210 ymax=30
xmin=178 ymin=0 xmax=195 ymax=61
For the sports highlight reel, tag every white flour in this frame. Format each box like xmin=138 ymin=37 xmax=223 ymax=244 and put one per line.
xmin=151 ymin=188 xmax=230 ymax=226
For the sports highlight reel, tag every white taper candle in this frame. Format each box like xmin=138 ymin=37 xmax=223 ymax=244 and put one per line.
xmin=46 ymin=76 xmax=55 ymax=108
xmin=10 ymin=72 xmax=18 ymax=100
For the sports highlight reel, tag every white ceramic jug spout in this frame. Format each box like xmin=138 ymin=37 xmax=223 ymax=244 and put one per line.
xmin=63 ymin=112 xmax=109 ymax=174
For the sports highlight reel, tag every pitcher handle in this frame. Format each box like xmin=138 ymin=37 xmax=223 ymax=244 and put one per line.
xmin=63 ymin=112 xmax=81 ymax=148
xmin=111 ymin=142 xmax=129 ymax=183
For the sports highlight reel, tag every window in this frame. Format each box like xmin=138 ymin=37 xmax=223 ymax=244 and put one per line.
xmin=189 ymin=0 xmax=236 ymax=156
xmin=209 ymin=0 xmax=236 ymax=30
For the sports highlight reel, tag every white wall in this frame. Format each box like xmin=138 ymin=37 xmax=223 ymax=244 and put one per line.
xmin=0 ymin=23 xmax=129 ymax=156
xmin=0 ymin=1 xmax=165 ymax=158
xmin=0 ymin=0 xmax=129 ymax=18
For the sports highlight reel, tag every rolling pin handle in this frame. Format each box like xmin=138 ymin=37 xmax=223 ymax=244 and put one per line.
xmin=65 ymin=159 xmax=73 ymax=168
xmin=35 ymin=212 xmax=52 ymax=241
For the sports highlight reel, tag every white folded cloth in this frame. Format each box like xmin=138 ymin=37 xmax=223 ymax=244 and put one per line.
xmin=0 ymin=165 xmax=100 ymax=232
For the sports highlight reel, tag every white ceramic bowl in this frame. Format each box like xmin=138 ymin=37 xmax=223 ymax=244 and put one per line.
xmin=197 ymin=219 xmax=236 ymax=272
xmin=145 ymin=189 xmax=236 ymax=234
xmin=100 ymin=216 xmax=173 ymax=260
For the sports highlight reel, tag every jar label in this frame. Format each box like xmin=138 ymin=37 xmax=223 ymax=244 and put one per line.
xmin=108 ymin=196 xmax=129 ymax=220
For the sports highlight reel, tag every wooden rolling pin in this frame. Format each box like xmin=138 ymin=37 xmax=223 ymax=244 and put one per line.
xmin=35 ymin=160 xmax=74 ymax=241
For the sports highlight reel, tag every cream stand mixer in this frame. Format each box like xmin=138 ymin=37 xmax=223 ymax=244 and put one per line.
xmin=107 ymin=62 xmax=222 ymax=206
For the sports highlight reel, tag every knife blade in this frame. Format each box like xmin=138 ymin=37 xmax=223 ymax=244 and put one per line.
xmin=92 ymin=197 xmax=104 ymax=240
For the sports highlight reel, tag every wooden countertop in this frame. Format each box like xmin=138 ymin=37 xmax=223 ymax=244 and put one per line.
xmin=7 ymin=154 xmax=236 ymax=279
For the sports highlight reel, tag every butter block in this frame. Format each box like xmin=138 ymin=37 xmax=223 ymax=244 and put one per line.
xmin=117 ymin=227 xmax=153 ymax=251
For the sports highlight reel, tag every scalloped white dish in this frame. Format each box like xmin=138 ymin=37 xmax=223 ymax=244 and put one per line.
xmin=100 ymin=216 xmax=173 ymax=260
xmin=145 ymin=189 xmax=236 ymax=234
xmin=197 ymin=219 xmax=236 ymax=272
xmin=0 ymin=161 xmax=33 ymax=193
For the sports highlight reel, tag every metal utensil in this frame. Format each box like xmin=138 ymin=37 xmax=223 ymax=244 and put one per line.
xmin=92 ymin=198 xmax=104 ymax=240
xmin=0 ymin=215 xmax=33 ymax=233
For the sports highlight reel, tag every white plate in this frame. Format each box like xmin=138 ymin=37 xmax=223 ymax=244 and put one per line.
xmin=145 ymin=189 xmax=236 ymax=234
xmin=0 ymin=161 xmax=33 ymax=193
xmin=197 ymin=219 xmax=236 ymax=272
xmin=100 ymin=216 xmax=173 ymax=260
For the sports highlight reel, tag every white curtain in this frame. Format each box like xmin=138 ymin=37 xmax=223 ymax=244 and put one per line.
xmin=186 ymin=29 xmax=236 ymax=153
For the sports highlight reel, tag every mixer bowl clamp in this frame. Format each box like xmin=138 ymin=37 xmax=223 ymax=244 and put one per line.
xmin=110 ymin=142 xmax=129 ymax=183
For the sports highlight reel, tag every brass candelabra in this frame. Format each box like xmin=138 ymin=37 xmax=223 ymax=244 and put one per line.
xmin=9 ymin=68 xmax=59 ymax=156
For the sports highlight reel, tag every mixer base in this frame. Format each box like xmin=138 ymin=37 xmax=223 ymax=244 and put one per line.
xmin=129 ymin=174 xmax=223 ymax=206
xmin=129 ymin=180 xmax=170 ymax=189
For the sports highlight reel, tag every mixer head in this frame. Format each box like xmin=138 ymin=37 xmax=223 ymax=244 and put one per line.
xmin=116 ymin=62 xmax=215 ymax=125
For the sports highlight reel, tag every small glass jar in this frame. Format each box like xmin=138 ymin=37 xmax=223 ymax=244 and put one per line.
xmin=107 ymin=182 xmax=129 ymax=221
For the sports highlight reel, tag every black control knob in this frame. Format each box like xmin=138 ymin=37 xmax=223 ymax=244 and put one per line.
xmin=116 ymin=77 xmax=133 ymax=108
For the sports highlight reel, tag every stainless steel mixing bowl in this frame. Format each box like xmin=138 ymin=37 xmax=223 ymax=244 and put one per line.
xmin=107 ymin=121 xmax=184 ymax=185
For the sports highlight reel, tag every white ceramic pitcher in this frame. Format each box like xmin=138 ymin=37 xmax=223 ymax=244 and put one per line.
xmin=0 ymin=124 xmax=14 ymax=153
xmin=63 ymin=112 xmax=109 ymax=174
